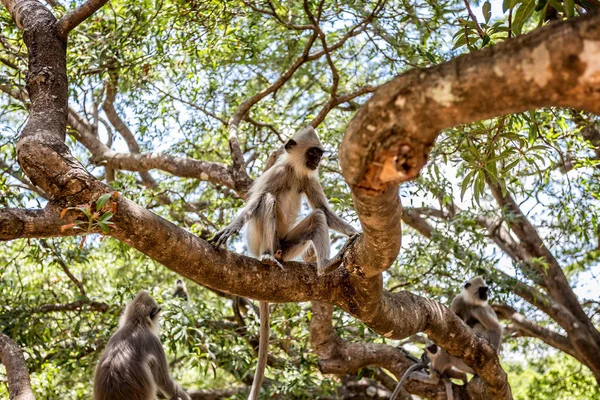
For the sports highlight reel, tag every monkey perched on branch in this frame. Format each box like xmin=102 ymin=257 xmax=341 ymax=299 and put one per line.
xmin=93 ymin=291 xmax=190 ymax=400
xmin=394 ymin=277 xmax=503 ymax=400
xmin=210 ymin=125 xmax=358 ymax=400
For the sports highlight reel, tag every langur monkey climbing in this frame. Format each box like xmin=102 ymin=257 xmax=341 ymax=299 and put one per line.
xmin=210 ymin=125 xmax=358 ymax=400
xmin=93 ymin=291 xmax=190 ymax=400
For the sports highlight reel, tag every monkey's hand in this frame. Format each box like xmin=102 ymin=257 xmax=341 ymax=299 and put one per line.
xmin=318 ymin=233 xmax=361 ymax=276
xmin=209 ymin=225 xmax=240 ymax=248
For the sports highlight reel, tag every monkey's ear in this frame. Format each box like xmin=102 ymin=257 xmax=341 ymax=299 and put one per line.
xmin=150 ymin=307 xmax=161 ymax=319
xmin=285 ymin=139 xmax=297 ymax=152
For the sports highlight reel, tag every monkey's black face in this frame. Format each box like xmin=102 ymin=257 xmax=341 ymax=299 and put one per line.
xmin=150 ymin=307 xmax=161 ymax=320
xmin=478 ymin=286 xmax=489 ymax=301
xmin=305 ymin=146 xmax=324 ymax=170
xmin=426 ymin=343 xmax=438 ymax=354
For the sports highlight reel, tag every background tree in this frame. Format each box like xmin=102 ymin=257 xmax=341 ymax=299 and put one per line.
xmin=1 ymin=0 xmax=599 ymax=399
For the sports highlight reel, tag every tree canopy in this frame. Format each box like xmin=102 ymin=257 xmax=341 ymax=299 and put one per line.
xmin=1 ymin=0 xmax=600 ymax=399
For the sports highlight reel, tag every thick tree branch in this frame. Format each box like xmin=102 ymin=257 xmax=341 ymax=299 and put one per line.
xmin=0 ymin=333 xmax=35 ymax=400
xmin=8 ymin=2 xmax=600 ymax=398
xmin=340 ymin=14 xmax=600 ymax=284
xmin=0 ymin=205 xmax=84 ymax=241
xmin=492 ymin=304 xmax=580 ymax=361
xmin=311 ymin=302 xmax=453 ymax=400
xmin=56 ymin=0 xmax=109 ymax=40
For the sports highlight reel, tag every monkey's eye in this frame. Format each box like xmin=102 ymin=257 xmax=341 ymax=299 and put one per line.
xmin=150 ymin=307 xmax=161 ymax=319
xmin=464 ymin=282 xmax=471 ymax=289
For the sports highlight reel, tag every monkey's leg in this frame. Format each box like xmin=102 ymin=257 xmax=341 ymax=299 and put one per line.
xmin=251 ymin=194 xmax=282 ymax=268
xmin=444 ymin=378 xmax=454 ymax=400
xmin=279 ymin=210 xmax=330 ymax=274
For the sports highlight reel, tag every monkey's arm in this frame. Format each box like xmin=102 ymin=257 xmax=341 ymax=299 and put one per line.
xmin=304 ymin=179 xmax=357 ymax=236
xmin=150 ymin=339 xmax=191 ymax=400
xmin=209 ymin=198 xmax=261 ymax=247
xmin=472 ymin=307 xmax=503 ymax=351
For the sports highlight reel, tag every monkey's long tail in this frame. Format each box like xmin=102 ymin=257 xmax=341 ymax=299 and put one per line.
xmin=390 ymin=362 xmax=425 ymax=400
xmin=248 ymin=301 xmax=269 ymax=400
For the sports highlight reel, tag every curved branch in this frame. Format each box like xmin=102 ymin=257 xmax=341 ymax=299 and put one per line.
xmin=56 ymin=0 xmax=109 ymax=40
xmin=0 ymin=333 xmax=35 ymax=400
xmin=493 ymin=304 xmax=580 ymax=361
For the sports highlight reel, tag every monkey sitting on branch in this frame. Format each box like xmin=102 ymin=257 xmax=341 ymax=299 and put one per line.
xmin=393 ymin=276 xmax=503 ymax=400
xmin=210 ymin=125 xmax=359 ymax=400
xmin=93 ymin=290 xmax=191 ymax=400
xmin=211 ymin=125 xmax=358 ymax=275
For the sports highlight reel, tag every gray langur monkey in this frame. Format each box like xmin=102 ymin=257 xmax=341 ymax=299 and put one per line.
xmin=173 ymin=279 xmax=189 ymax=302
xmin=209 ymin=125 xmax=359 ymax=400
xmin=452 ymin=276 xmax=503 ymax=351
xmin=414 ymin=276 xmax=503 ymax=399
xmin=93 ymin=291 xmax=190 ymax=400
xmin=392 ymin=342 xmax=468 ymax=400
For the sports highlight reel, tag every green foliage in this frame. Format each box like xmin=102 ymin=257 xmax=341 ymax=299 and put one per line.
xmin=507 ymin=353 xmax=600 ymax=400
xmin=1 ymin=0 xmax=600 ymax=397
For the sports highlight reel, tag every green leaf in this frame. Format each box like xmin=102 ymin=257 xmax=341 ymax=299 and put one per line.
xmin=512 ymin=0 xmax=536 ymax=35
xmin=483 ymin=1 xmax=492 ymax=23
xmin=96 ymin=193 xmax=111 ymax=211
xmin=460 ymin=169 xmax=477 ymax=200
xmin=564 ymin=0 xmax=575 ymax=17
xmin=453 ymin=34 xmax=468 ymax=50
xmin=482 ymin=35 xmax=491 ymax=47
xmin=98 ymin=212 xmax=113 ymax=223
xmin=503 ymin=0 xmax=519 ymax=12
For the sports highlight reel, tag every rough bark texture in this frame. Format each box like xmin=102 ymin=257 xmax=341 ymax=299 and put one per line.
xmin=3 ymin=0 xmax=600 ymax=398
xmin=0 ymin=333 xmax=35 ymax=400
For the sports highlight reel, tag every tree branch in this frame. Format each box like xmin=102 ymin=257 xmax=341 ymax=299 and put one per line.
xmin=0 ymin=333 xmax=35 ymax=400
xmin=56 ymin=0 xmax=110 ymax=40
xmin=492 ymin=304 xmax=580 ymax=361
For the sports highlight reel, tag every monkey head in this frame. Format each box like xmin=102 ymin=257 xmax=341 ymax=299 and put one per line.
xmin=285 ymin=126 xmax=325 ymax=171
xmin=121 ymin=290 xmax=162 ymax=334
xmin=463 ymin=276 xmax=489 ymax=305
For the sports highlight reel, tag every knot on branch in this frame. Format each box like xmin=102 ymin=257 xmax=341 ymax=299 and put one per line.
xmin=357 ymin=140 xmax=431 ymax=194
xmin=27 ymin=66 xmax=55 ymax=86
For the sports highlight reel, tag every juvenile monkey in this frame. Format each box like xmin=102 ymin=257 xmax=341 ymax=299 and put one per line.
xmin=390 ymin=343 xmax=466 ymax=400
xmin=452 ymin=276 xmax=503 ymax=351
xmin=173 ymin=279 xmax=189 ymax=302
xmin=94 ymin=291 xmax=190 ymax=400
xmin=210 ymin=125 xmax=358 ymax=400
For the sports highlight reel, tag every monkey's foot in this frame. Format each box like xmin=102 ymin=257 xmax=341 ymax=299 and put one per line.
xmin=317 ymin=233 xmax=361 ymax=276
xmin=274 ymin=249 xmax=283 ymax=261
xmin=260 ymin=254 xmax=284 ymax=269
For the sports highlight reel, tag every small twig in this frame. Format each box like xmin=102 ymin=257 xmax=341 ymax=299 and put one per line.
xmin=463 ymin=0 xmax=485 ymax=39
